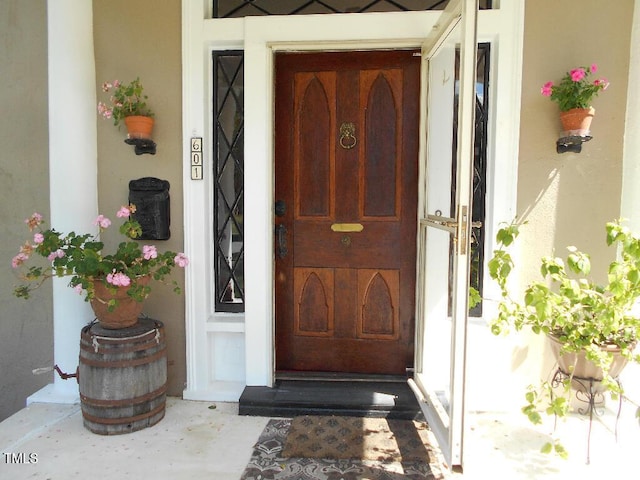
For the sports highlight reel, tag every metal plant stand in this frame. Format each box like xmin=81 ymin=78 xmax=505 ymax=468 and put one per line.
xmin=551 ymin=368 xmax=623 ymax=464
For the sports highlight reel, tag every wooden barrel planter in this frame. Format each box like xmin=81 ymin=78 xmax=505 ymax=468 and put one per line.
xmin=79 ymin=318 xmax=167 ymax=435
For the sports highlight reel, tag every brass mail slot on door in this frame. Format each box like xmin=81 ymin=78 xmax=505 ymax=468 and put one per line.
xmin=331 ymin=223 xmax=364 ymax=232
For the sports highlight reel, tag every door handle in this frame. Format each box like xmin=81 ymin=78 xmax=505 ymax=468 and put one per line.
xmin=422 ymin=206 xmax=483 ymax=255
xmin=275 ymin=224 xmax=288 ymax=259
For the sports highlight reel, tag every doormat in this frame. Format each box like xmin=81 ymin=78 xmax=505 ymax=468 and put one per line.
xmin=282 ymin=415 xmax=434 ymax=462
xmin=240 ymin=417 xmax=446 ymax=480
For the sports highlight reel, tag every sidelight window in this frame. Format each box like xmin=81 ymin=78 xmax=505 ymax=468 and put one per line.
xmin=452 ymin=43 xmax=490 ymax=316
xmin=213 ymin=51 xmax=245 ymax=312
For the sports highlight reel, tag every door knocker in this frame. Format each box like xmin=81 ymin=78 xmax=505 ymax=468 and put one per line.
xmin=339 ymin=122 xmax=357 ymax=150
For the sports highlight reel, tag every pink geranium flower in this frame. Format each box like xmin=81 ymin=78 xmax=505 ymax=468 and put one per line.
xmin=107 ymin=271 xmax=131 ymax=287
xmin=594 ymin=78 xmax=610 ymax=90
xmin=47 ymin=249 xmax=65 ymax=262
xmin=570 ymin=68 xmax=586 ymax=82
xmin=93 ymin=215 xmax=111 ymax=229
xmin=117 ymin=205 xmax=132 ymax=218
xmin=541 ymin=81 xmax=553 ymax=97
xmin=12 ymin=253 xmax=29 ymax=268
xmin=20 ymin=242 xmax=34 ymax=256
xmin=25 ymin=213 xmax=43 ymax=231
xmin=143 ymin=245 xmax=158 ymax=260
xmin=174 ymin=253 xmax=189 ymax=268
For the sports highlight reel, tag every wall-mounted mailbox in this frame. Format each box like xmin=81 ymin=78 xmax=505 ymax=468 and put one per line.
xmin=128 ymin=177 xmax=170 ymax=240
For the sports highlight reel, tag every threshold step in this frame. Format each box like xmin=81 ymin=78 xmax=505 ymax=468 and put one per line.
xmin=238 ymin=379 xmax=423 ymax=420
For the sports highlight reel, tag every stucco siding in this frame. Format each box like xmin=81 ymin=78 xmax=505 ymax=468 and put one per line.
xmin=514 ymin=0 xmax=635 ymax=389
xmin=93 ymin=0 xmax=185 ymax=396
xmin=0 ymin=0 xmax=52 ymax=422
xmin=519 ymin=0 xmax=633 ymax=281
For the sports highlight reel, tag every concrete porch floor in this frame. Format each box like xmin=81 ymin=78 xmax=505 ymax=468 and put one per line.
xmin=1 ymin=396 xmax=639 ymax=479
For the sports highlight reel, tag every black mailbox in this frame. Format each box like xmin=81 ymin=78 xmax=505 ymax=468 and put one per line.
xmin=128 ymin=177 xmax=170 ymax=240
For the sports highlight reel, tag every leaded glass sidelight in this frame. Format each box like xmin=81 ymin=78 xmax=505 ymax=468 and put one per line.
xmin=213 ymin=0 xmax=493 ymax=18
xmin=469 ymin=44 xmax=489 ymax=317
xmin=451 ymin=43 xmax=489 ymax=317
xmin=213 ymin=51 xmax=245 ymax=312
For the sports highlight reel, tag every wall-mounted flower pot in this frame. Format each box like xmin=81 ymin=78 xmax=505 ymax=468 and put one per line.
xmin=559 ymin=107 xmax=595 ymax=137
xmin=124 ymin=115 xmax=154 ymax=139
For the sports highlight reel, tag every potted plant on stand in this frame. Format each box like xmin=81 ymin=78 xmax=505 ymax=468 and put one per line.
xmin=12 ymin=205 xmax=189 ymax=435
xmin=489 ymin=220 xmax=640 ymax=458
xmin=541 ymin=63 xmax=609 ymax=137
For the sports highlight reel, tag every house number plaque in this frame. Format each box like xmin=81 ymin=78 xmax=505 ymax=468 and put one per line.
xmin=191 ymin=137 xmax=203 ymax=180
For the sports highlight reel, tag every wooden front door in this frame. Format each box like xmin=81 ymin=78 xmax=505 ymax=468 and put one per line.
xmin=274 ymin=50 xmax=420 ymax=375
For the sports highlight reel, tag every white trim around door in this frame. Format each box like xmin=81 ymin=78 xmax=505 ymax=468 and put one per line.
xmin=181 ymin=1 xmax=524 ymax=403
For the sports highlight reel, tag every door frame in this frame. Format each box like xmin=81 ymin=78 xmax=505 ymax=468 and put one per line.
xmin=181 ymin=1 xmax=524 ymax=402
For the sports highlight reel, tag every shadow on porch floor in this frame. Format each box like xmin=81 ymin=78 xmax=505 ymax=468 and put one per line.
xmin=1 ymin=396 xmax=640 ymax=479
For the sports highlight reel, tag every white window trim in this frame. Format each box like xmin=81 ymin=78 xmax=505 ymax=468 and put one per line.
xmin=181 ymin=1 xmax=524 ymax=400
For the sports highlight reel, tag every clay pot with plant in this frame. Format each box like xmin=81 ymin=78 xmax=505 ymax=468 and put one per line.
xmin=541 ymin=63 xmax=609 ymax=136
xmin=488 ymin=219 xmax=640 ymax=457
xmin=97 ymin=77 xmax=154 ymax=139
xmin=12 ymin=205 xmax=188 ymax=329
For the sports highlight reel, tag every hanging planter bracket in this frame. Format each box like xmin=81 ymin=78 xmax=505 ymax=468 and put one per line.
xmin=125 ymin=138 xmax=157 ymax=155
xmin=556 ymin=134 xmax=592 ymax=154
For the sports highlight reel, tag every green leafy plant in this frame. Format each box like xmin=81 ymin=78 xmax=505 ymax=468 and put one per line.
xmin=541 ymin=63 xmax=609 ymax=112
xmin=12 ymin=205 xmax=188 ymax=310
xmin=97 ymin=77 xmax=154 ymax=127
xmin=489 ymin=219 xmax=640 ymax=457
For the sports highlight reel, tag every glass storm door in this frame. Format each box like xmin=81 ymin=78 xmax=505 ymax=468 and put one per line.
xmin=410 ymin=0 xmax=478 ymax=470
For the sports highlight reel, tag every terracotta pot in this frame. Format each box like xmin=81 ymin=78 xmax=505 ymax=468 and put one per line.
xmin=124 ymin=115 xmax=154 ymax=139
xmin=559 ymin=107 xmax=595 ymax=136
xmin=90 ymin=276 xmax=151 ymax=329
xmin=547 ymin=334 xmax=630 ymax=392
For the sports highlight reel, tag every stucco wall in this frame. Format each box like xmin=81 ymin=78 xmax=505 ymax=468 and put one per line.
xmin=93 ymin=0 xmax=185 ymax=395
xmin=510 ymin=0 xmax=634 ymax=387
xmin=0 ymin=0 xmax=52 ymax=421
xmin=518 ymin=0 xmax=633 ymax=280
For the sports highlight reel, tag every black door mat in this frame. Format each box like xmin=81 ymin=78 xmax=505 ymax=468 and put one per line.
xmin=239 ymin=379 xmax=424 ymax=420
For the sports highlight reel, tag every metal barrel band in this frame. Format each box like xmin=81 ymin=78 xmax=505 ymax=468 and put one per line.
xmin=79 ymin=346 xmax=167 ymax=368
xmin=80 ymin=337 xmax=163 ymax=355
xmin=84 ymin=329 xmax=160 ymax=344
xmin=80 ymin=383 xmax=167 ymax=407
xmin=81 ymin=401 xmax=166 ymax=426
xmin=83 ymin=327 xmax=162 ymax=353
